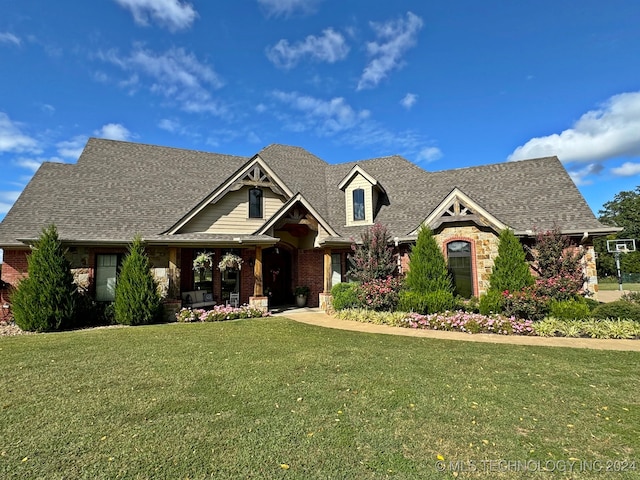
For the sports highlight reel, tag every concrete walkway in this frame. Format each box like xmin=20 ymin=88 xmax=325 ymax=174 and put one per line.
xmin=273 ymin=308 xmax=640 ymax=352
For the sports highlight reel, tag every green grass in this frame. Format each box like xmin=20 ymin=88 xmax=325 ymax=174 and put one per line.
xmin=599 ymin=282 xmax=640 ymax=291
xmin=1 ymin=318 xmax=639 ymax=479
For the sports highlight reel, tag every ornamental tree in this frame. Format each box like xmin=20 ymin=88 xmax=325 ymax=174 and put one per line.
xmin=11 ymin=224 xmax=78 ymax=332
xmin=348 ymin=223 xmax=396 ymax=283
xmin=114 ymin=235 xmax=161 ymax=326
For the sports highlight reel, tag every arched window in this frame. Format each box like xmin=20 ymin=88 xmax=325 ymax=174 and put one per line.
xmin=353 ymin=188 xmax=365 ymax=221
xmin=447 ymin=240 xmax=473 ymax=298
xmin=249 ymin=188 xmax=263 ymax=218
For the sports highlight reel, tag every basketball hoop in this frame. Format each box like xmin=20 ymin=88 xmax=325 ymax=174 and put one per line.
xmin=606 ymin=239 xmax=636 ymax=292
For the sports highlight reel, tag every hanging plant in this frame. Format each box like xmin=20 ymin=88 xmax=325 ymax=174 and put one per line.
xmin=192 ymin=251 xmax=214 ymax=272
xmin=218 ymin=252 xmax=243 ymax=271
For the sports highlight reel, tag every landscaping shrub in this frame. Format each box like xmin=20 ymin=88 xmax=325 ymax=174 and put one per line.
xmin=11 ymin=224 xmax=78 ymax=332
xmin=356 ymin=276 xmax=401 ymax=311
xmin=398 ymin=289 xmax=455 ymax=314
xmin=404 ymin=226 xmax=452 ymax=294
xmin=333 ymin=308 xmax=406 ymax=326
xmin=591 ymin=300 xmax=640 ymax=322
xmin=331 ymin=282 xmax=361 ymax=311
xmin=489 ymin=228 xmax=533 ymax=293
xmin=479 ymin=290 xmax=503 ymax=315
xmin=549 ymin=298 xmax=591 ymax=320
xmin=583 ymin=297 xmax=601 ymax=311
xmin=348 ymin=223 xmax=396 ymax=282
xmin=114 ymin=235 xmax=162 ymax=326
xmin=536 ymin=317 xmax=640 ymax=339
xmin=501 ymin=287 xmax=549 ymax=321
xmin=621 ymin=291 xmax=640 ymax=304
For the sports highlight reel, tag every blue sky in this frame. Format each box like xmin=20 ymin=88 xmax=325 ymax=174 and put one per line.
xmin=1 ymin=0 xmax=640 ymax=233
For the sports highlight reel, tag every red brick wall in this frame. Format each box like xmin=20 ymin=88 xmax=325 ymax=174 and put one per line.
xmin=297 ymin=249 xmax=324 ymax=307
xmin=1 ymin=249 xmax=30 ymax=287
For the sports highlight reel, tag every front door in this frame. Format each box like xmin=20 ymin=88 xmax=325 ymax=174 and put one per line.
xmin=263 ymin=246 xmax=292 ymax=306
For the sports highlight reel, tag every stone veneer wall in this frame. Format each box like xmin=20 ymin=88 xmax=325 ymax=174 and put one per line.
xmin=434 ymin=225 xmax=500 ymax=297
xmin=582 ymin=244 xmax=598 ymax=297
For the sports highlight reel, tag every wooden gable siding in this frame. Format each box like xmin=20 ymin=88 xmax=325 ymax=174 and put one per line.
xmin=345 ymin=174 xmax=374 ymax=226
xmin=179 ymin=187 xmax=286 ymax=234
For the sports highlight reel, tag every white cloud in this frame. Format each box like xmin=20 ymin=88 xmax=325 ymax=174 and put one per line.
xmin=611 ymin=161 xmax=640 ymax=177
xmin=258 ymin=0 xmax=321 ymax=17
xmin=0 ymin=32 xmax=21 ymax=46
xmin=14 ymin=156 xmax=65 ymax=172
xmin=158 ymin=118 xmax=180 ymax=132
xmin=114 ymin=0 xmax=197 ymax=31
xmin=509 ymin=91 xmax=640 ymax=163
xmin=266 ymin=28 xmax=349 ymax=69
xmin=400 ymin=93 xmax=417 ymax=110
xmin=417 ymin=146 xmax=442 ymax=163
xmin=0 ymin=113 xmax=40 ymax=154
xmin=99 ymin=45 xmax=226 ymax=115
xmin=57 ymin=136 xmax=88 ymax=159
xmin=357 ymin=12 xmax=424 ymax=91
xmin=95 ymin=123 xmax=132 ymax=141
xmin=271 ymin=90 xmax=370 ymax=135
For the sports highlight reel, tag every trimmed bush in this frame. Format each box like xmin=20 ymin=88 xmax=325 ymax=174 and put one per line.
xmin=348 ymin=223 xmax=396 ymax=282
xmin=357 ymin=276 xmax=401 ymax=311
xmin=114 ymin=235 xmax=162 ymax=326
xmin=489 ymin=229 xmax=533 ymax=293
xmin=398 ymin=289 xmax=455 ymax=314
xmin=11 ymin=225 xmax=78 ymax=332
xmin=549 ymin=299 xmax=591 ymax=320
xmin=591 ymin=300 xmax=640 ymax=322
xmin=331 ymin=282 xmax=361 ymax=311
xmin=479 ymin=290 xmax=503 ymax=315
xmin=501 ymin=287 xmax=549 ymax=321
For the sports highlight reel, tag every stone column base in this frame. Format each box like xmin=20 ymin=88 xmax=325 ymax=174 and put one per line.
xmin=249 ymin=296 xmax=269 ymax=313
xmin=319 ymin=293 xmax=332 ymax=312
xmin=162 ymin=300 xmax=182 ymax=323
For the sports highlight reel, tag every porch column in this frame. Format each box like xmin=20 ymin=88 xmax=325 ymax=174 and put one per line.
xmin=248 ymin=245 xmax=269 ymax=313
xmin=168 ymin=247 xmax=180 ymax=299
xmin=323 ymin=248 xmax=332 ymax=293
xmin=320 ymin=247 xmax=332 ymax=312
xmin=254 ymin=246 xmax=263 ymax=296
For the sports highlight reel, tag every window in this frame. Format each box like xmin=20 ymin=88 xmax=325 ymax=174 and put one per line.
xmin=447 ymin=241 xmax=473 ymax=298
xmin=331 ymin=253 xmax=342 ymax=286
xmin=249 ymin=188 xmax=263 ymax=218
xmin=353 ymin=188 xmax=365 ymax=221
xmin=95 ymin=254 xmax=118 ymax=301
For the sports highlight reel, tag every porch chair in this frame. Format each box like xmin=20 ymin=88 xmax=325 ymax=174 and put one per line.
xmin=229 ymin=292 xmax=239 ymax=308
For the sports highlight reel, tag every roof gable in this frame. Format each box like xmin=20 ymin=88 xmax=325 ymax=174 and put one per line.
xmin=411 ymin=187 xmax=507 ymax=234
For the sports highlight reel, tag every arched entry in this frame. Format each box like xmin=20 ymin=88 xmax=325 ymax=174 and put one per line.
xmin=262 ymin=246 xmax=292 ymax=306
xmin=447 ymin=240 xmax=473 ymax=298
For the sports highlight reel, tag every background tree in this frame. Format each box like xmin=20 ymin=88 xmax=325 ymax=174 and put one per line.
xmin=403 ymin=226 xmax=452 ymax=293
xmin=489 ymin=228 xmax=533 ymax=292
xmin=11 ymin=224 xmax=78 ymax=332
xmin=114 ymin=235 xmax=161 ymax=326
xmin=348 ymin=223 xmax=396 ymax=282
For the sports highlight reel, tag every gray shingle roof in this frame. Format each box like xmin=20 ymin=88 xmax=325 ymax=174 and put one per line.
xmin=0 ymin=138 xmax=615 ymax=247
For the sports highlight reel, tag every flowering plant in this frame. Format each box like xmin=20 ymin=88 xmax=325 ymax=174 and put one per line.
xmin=218 ymin=252 xmax=243 ymax=271
xmin=357 ymin=276 xmax=402 ymax=311
xmin=175 ymin=305 xmax=269 ymax=322
xmin=193 ymin=251 xmax=214 ymax=271
xmin=403 ymin=311 xmax=535 ymax=335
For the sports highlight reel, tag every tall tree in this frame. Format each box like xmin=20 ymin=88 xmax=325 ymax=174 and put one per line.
xmin=11 ymin=224 xmax=78 ymax=332
xmin=489 ymin=228 xmax=533 ymax=292
xmin=114 ymin=235 xmax=161 ymax=326
xmin=597 ymin=187 xmax=640 ymax=275
xmin=348 ymin=223 xmax=396 ymax=283
xmin=404 ymin=226 xmax=452 ymax=293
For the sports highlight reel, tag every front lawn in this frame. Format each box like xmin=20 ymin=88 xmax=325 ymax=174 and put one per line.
xmin=1 ymin=318 xmax=639 ymax=479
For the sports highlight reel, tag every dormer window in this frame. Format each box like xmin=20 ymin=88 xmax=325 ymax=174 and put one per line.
xmin=353 ymin=188 xmax=365 ymax=221
xmin=249 ymin=188 xmax=263 ymax=218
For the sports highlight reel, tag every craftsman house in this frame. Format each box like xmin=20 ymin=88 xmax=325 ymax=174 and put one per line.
xmin=0 ymin=138 xmax=619 ymax=314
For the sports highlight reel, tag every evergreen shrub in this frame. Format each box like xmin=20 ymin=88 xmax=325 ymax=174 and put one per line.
xmin=398 ymin=289 xmax=455 ymax=314
xmin=11 ymin=225 xmax=78 ymax=332
xmin=489 ymin=229 xmax=533 ymax=293
xmin=330 ymin=283 xmax=361 ymax=311
xmin=549 ymin=298 xmax=591 ymax=320
xmin=114 ymin=235 xmax=162 ymax=326
xmin=479 ymin=290 xmax=504 ymax=315
xmin=404 ymin=226 xmax=452 ymax=294
xmin=591 ymin=300 xmax=640 ymax=322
